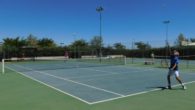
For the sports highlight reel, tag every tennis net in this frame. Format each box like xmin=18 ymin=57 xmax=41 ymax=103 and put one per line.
xmin=154 ymin=55 xmax=195 ymax=68
xmin=1 ymin=56 xmax=126 ymax=73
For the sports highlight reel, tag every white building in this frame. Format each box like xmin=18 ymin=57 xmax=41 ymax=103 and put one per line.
xmin=181 ymin=41 xmax=195 ymax=46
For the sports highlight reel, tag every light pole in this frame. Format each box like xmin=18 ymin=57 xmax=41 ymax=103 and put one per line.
xmin=96 ymin=6 xmax=103 ymax=58
xmin=163 ymin=20 xmax=170 ymax=46
xmin=163 ymin=20 xmax=170 ymax=64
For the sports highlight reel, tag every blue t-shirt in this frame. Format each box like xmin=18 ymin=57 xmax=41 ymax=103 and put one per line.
xmin=170 ymin=55 xmax=179 ymax=70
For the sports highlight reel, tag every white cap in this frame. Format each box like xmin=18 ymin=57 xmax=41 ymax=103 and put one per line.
xmin=174 ymin=50 xmax=179 ymax=56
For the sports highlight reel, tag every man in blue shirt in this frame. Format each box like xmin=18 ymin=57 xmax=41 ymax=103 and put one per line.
xmin=167 ymin=50 xmax=186 ymax=90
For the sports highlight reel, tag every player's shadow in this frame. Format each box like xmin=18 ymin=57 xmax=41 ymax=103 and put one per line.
xmin=147 ymin=86 xmax=183 ymax=90
xmin=148 ymin=86 xmax=167 ymax=90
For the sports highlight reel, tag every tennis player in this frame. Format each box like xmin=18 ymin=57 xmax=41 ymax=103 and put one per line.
xmin=167 ymin=50 xmax=186 ymax=90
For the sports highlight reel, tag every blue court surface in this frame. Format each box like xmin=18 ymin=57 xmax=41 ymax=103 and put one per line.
xmin=5 ymin=61 xmax=195 ymax=105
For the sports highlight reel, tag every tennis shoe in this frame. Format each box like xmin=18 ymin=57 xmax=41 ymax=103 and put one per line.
xmin=167 ymin=85 xmax=172 ymax=90
xmin=182 ymin=85 xmax=187 ymax=90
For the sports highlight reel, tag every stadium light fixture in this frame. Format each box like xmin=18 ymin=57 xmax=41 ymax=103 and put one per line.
xmin=163 ymin=20 xmax=170 ymax=45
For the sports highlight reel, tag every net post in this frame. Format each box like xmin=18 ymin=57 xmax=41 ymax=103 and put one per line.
xmin=2 ymin=59 xmax=4 ymax=74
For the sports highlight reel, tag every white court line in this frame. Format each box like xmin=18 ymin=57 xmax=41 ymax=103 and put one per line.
xmin=5 ymin=65 xmax=195 ymax=105
xmin=68 ymin=67 xmax=154 ymax=79
xmin=5 ymin=66 xmax=91 ymax=105
xmin=12 ymin=65 xmax=125 ymax=97
xmin=52 ymin=61 xmax=160 ymax=79
xmin=90 ymin=80 xmax=195 ymax=105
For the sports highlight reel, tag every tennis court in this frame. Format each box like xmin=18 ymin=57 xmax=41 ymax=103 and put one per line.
xmin=3 ymin=58 xmax=195 ymax=105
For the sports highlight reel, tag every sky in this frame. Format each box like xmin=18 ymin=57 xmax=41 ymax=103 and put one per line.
xmin=0 ymin=0 xmax=195 ymax=48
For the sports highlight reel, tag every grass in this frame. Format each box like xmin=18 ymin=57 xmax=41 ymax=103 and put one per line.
xmin=0 ymin=68 xmax=195 ymax=110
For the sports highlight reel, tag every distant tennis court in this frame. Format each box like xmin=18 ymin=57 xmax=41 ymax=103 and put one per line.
xmin=2 ymin=57 xmax=195 ymax=105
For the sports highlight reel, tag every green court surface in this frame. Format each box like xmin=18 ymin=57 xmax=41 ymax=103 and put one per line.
xmin=0 ymin=67 xmax=195 ymax=110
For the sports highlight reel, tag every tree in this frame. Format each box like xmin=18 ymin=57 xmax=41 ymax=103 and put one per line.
xmin=26 ymin=34 xmax=38 ymax=47
xmin=70 ymin=39 xmax=89 ymax=51
xmin=90 ymin=36 xmax=103 ymax=49
xmin=134 ymin=41 xmax=151 ymax=58
xmin=90 ymin=36 xmax=103 ymax=56
xmin=3 ymin=37 xmax=27 ymax=48
xmin=134 ymin=41 xmax=151 ymax=50
xmin=105 ymin=45 xmax=113 ymax=50
xmin=190 ymin=38 xmax=195 ymax=42
xmin=113 ymin=42 xmax=126 ymax=50
xmin=38 ymin=38 xmax=56 ymax=48
xmin=3 ymin=37 xmax=27 ymax=57
xmin=175 ymin=33 xmax=187 ymax=46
